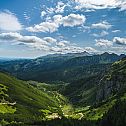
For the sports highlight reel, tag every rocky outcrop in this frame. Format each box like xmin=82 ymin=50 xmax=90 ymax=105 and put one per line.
xmin=96 ymin=58 xmax=126 ymax=102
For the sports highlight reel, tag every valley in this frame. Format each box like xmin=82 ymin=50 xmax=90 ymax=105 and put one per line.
xmin=0 ymin=52 xmax=126 ymax=126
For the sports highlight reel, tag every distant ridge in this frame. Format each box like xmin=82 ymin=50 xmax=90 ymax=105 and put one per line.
xmin=0 ymin=52 xmax=125 ymax=82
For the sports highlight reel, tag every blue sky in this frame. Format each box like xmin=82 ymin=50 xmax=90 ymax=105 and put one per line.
xmin=0 ymin=0 xmax=126 ymax=58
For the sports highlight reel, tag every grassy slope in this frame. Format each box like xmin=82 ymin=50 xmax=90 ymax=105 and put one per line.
xmin=0 ymin=72 xmax=68 ymax=124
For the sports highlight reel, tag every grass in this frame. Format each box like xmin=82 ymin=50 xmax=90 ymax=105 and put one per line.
xmin=0 ymin=104 xmax=16 ymax=114
xmin=0 ymin=72 xmax=68 ymax=124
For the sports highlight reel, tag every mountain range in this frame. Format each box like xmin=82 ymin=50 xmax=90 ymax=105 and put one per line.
xmin=0 ymin=52 xmax=125 ymax=82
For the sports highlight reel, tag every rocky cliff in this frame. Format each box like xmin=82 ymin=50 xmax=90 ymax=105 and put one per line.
xmin=96 ymin=57 xmax=126 ymax=102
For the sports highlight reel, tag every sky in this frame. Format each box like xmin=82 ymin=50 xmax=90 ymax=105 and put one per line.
xmin=0 ymin=0 xmax=126 ymax=58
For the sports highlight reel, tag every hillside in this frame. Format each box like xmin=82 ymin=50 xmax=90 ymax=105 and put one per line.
xmin=97 ymin=57 xmax=126 ymax=126
xmin=59 ymin=57 xmax=126 ymax=125
xmin=96 ymin=57 xmax=126 ymax=102
xmin=0 ymin=53 xmax=124 ymax=83
xmin=0 ymin=72 xmax=69 ymax=125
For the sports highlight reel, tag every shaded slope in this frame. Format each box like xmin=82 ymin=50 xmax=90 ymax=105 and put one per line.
xmin=96 ymin=57 xmax=126 ymax=102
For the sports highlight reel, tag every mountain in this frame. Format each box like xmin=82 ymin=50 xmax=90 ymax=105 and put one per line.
xmin=97 ymin=57 xmax=126 ymax=126
xmin=0 ymin=52 xmax=125 ymax=83
xmin=0 ymin=57 xmax=30 ymax=62
xmin=0 ymin=57 xmax=15 ymax=62
xmin=96 ymin=56 xmax=126 ymax=102
xmin=63 ymin=57 xmax=126 ymax=126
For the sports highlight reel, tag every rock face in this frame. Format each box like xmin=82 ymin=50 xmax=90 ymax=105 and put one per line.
xmin=96 ymin=58 xmax=126 ymax=102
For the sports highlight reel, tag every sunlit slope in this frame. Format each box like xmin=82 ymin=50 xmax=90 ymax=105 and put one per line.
xmin=0 ymin=72 xmax=66 ymax=124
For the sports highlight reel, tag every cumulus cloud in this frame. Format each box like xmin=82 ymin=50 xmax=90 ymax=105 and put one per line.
xmin=53 ymin=15 xmax=63 ymax=24
xmin=27 ymin=14 xmax=86 ymax=33
xmin=92 ymin=21 xmax=112 ymax=30
xmin=113 ymin=37 xmax=126 ymax=45
xmin=62 ymin=14 xmax=86 ymax=27
xmin=0 ymin=32 xmax=48 ymax=45
xmin=95 ymin=39 xmax=113 ymax=47
xmin=43 ymin=37 xmax=57 ymax=43
xmin=0 ymin=32 xmax=97 ymax=54
xmin=56 ymin=40 xmax=70 ymax=47
xmin=26 ymin=22 xmax=59 ymax=33
xmin=74 ymin=0 xmax=125 ymax=10
xmin=0 ymin=11 xmax=22 ymax=31
xmin=84 ymin=47 xmax=97 ymax=53
xmin=95 ymin=37 xmax=126 ymax=52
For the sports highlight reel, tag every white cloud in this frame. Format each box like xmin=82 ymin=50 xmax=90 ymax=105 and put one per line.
xmin=95 ymin=39 xmax=113 ymax=47
xmin=74 ymin=0 xmax=117 ymax=6
xmin=56 ymin=40 xmax=70 ymax=47
xmin=0 ymin=32 xmax=97 ymax=54
xmin=62 ymin=14 xmax=86 ymax=27
xmin=43 ymin=1 xmax=68 ymax=15
xmin=26 ymin=22 xmax=59 ymax=33
xmin=50 ymin=45 xmax=97 ymax=54
xmin=85 ymin=9 xmax=95 ymax=12
xmin=27 ymin=14 xmax=86 ymax=33
xmin=110 ymin=46 xmax=126 ymax=54
xmin=55 ymin=2 xmax=67 ymax=13
xmin=95 ymin=37 xmax=126 ymax=53
xmin=0 ymin=11 xmax=22 ymax=31
xmin=92 ymin=31 xmax=108 ymax=37
xmin=0 ymin=32 xmax=48 ymax=45
xmin=41 ymin=11 xmax=47 ymax=17
xmin=43 ymin=37 xmax=57 ymax=43
xmin=84 ymin=47 xmax=97 ymax=53
xmin=113 ymin=37 xmax=126 ymax=45
xmin=74 ymin=0 xmax=125 ymax=10
xmin=119 ymin=2 xmax=126 ymax=11
xmin=92 ymin=21 xmax=112 ymax=30
xmin=46 ymin=7 xmax=55 ymax=14
xmin=53 ymin=15 xmax=63 ymax=24
xmin=93 ymin=36 xmax=126 ymax=55
xmin=112 ymin=30 xmax=121 ymax=33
